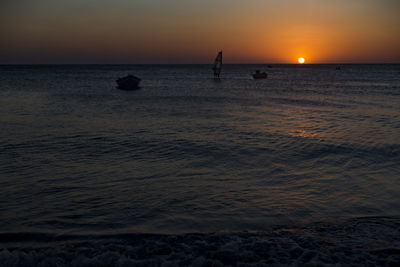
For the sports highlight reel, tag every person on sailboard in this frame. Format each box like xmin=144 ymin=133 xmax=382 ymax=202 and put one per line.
xmin=213 ymin=51 xmax=222 ymax=78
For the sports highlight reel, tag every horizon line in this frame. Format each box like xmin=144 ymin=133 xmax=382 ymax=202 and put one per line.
xmin=1 ymin=62 xmax=400 ymax=65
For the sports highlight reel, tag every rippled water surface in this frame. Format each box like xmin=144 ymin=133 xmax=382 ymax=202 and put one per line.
xmin=0 ymin=64 xmax=399 ymax=235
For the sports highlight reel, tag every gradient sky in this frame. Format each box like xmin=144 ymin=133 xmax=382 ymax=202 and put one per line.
xmin=1 ymin=0 xmax=399 ymax=64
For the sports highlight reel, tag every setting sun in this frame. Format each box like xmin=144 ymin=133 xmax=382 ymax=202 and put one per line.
xmin=298 ymin=57 xmax=305 ymax=64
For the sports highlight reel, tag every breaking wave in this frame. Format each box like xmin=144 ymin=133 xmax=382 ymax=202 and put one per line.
xmin=1 ymin=216 xmax=399 ymax=266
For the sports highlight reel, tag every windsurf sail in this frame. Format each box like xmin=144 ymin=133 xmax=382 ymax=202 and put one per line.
xmin=212 ymin=51 xmax=222 ymax=78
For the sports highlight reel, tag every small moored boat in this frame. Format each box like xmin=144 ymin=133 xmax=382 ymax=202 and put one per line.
xmin=116 ymin=75 xmax=141 ymax=90
xmin=252 ymin=70 xmax=267 ymax=79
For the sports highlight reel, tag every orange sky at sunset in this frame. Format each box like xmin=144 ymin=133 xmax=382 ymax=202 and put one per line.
xmin=1 ymin=0 xmax=399 ymax=64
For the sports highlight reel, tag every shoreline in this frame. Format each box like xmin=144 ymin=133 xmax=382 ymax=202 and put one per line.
xmin=1 ymin=216 xmax=399 ymax=266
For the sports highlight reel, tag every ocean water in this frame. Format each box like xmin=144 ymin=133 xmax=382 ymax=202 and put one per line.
xmin=0 ymin=64 xmax=399 ymax=265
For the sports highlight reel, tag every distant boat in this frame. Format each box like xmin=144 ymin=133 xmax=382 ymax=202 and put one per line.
xmin=212 ymin=51 xmax=222 ymax=78
xmin=336 ymin=66 xmax=341 ymax=70
xmin=116 ymin=75 xmax=141 ymax=90
xmin=252 ymin=70 xmax=267 ymax=79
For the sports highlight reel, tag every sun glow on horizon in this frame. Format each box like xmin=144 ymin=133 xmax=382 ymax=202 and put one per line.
xmin=0 ymin=1 xmax=399 ymax=64
xmin=298 ymin=57 xmax=305 ymax=64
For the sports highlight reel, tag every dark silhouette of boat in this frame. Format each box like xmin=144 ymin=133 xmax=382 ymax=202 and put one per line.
xmin=252 ymin=70 xmax=267 ymax=79
xmin=116 ymin=75 xmax=141 ymax=90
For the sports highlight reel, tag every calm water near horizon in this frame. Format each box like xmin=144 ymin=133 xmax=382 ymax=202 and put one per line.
xmin=0 ymin=64 xmax=399 ymax=237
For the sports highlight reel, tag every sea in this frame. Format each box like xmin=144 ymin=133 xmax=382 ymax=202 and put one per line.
xmin=0 ymin=64 xmax=399 ymax=266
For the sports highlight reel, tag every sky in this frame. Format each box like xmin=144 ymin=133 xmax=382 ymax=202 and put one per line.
xmin=1 ymin=0 xmax=399 ymax=64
